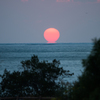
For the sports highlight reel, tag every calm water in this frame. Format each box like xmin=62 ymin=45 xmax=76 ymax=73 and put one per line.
xmin=0 ymin=43 xmax=93 ymax=82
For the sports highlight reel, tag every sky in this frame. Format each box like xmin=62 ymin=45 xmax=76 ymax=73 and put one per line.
xmin=0 ymin=0 xmax=100 ymax=43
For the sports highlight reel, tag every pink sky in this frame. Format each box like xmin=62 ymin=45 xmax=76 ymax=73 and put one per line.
xmin=0 ymin=0 xmax=100 ymax=43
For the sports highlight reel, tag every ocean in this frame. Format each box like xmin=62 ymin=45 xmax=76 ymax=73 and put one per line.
xmin=0 ymin=43 xmax=93 ymax=83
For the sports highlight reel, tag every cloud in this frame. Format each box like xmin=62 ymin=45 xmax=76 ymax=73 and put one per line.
xmin=97 ymin=0 xmax=100 ymax=2
xmin=56 ymin=0 xmax=100 ymax=3
xmin=21 ymin=0 xmax=28 ymax=2
xmin=56 ymin=0 xmax=71 ymax=2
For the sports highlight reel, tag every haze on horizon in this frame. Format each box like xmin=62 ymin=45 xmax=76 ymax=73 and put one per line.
xmin=0 ymin=0 xmax=100 ymax=43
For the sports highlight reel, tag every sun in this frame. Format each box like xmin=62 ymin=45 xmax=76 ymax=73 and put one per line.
xmin=44 ymin=28 xmax=60 ymax=43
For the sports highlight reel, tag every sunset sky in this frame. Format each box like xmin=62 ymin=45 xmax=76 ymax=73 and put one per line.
xmin=0 ymin=0 xmax=100 ymax=43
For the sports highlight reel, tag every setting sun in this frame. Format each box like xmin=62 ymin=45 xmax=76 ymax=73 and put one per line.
xmin=44 ymin=28 xmax=60 ymax=43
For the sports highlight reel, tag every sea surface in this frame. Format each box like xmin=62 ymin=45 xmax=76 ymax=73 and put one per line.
xmin=0 ymin=43 xmax=93 ymax=83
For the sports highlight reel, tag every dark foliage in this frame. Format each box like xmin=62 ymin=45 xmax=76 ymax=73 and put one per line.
xmin=0 ymin=55 xmax=72 ymax=97
xmin=69 ymin=38 xmax=100 ymax=100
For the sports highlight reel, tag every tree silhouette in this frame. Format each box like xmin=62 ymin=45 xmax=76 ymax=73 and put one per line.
xmin=69 ymin=38 xmax=100 ymax=100
xmin=0 ymin=55 xmax=72 ymax=97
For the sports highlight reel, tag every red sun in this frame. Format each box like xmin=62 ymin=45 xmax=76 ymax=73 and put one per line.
xmin=44 ymin=28 xmax=60 ymax=43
